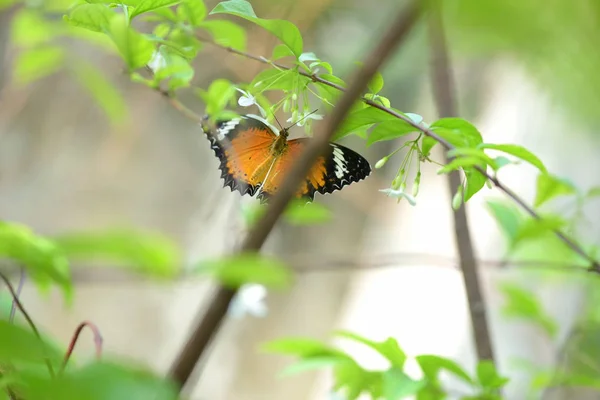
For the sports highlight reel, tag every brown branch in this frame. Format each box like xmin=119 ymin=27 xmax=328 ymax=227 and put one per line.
xmin=194 ymin=14 xmax=600 ymax=274
xmin=167 ymin=1 xmax=422 ymax=388
xmin=0 ymin=272 xmax=56 ymax=377
xmin=61 ymin=321 xmax=103 ymax=372
xmin=427 ymin=5 xmax=496 ymax=363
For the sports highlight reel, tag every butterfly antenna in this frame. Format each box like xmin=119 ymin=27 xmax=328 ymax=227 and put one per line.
xmin=272 ymin=113 xmax=285 ymax=130
xmin=284 ymin=109 xmax=319 ymax=131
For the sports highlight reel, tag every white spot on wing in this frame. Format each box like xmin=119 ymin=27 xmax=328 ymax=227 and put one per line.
xmin=331 ymin=144 xmax=349 ymax=179
xmin=216 ymin=118 xmax=241 ymax=140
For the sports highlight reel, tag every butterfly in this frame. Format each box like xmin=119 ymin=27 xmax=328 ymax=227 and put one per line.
xmin=202 ymin=114 xmax=371 ymax=203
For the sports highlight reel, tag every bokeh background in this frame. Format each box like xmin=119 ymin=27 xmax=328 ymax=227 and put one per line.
xmin=1 ymin=0 xmax=600 ymax=399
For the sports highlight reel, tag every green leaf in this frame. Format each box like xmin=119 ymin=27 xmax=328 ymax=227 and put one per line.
xmin=421 ymin=136 xmax=438 ymax=158
xmin=197 ymin=252 xmax=293 ymax=289
xmin=197 ymin=78 xmax=236 ymax=116
xmin=430 ymin=117 xmax=484 ymax=148
xmin=164 ymin=27 xmax=202 ymax=59
xmin=210 ymin=0 xmax=303 ymax=57
xmin=72 ymin=60 xmax=127 ymax=124
xmin=334 ymin=362 xmax=383 ymax=400
xmin=586 ymin=186 xmax=600 ymax=198
xmin=283 ymin=201 xmax=332 ymax=225
xmin=249 ymin=68 xmax=301 ymax=93
xmin=383 ymin=368 xmax=426 ymax=400
xmin=272 ymin=44 xmax=294 ymax=60
xmin=485 ymin=199 xmax=524 ymax=243
xmin=447 ymin=147 xmax=499 ymax=170
xmin=534 ymin=173 xmax=577 ymax=207
xmin=279 ymin=356 xmax=348 ymax=377
xmin=512 ymin=214 xmax=567 ymax=247
xmin=314 ymin=73 xmax=346 ymax=107
xmin=13 ymin=46 xmax=65 ymax=85
xmin=53 ymin=228 xmax=180 ymax=279
xmin=129 ymin=0 xmax=182 ymax=19
xmin=64 ymin=3 xmax=116 ymax=32
xmin=476 ymin=360 xmax=510 ymax=390
xmin=176 ymin=0 xmax=205 ymax=25
xmin=464 ymin=167 xmax=488 ymax=202
xmin=333 ymin=106 xmax=398 ymax=141
xmin=368 ymin=71 xmax=384 ymax=94
xmin=108 ymin=15 xmax=155 ymax=70
xmin=478 ymin=143 xmax=547 ymax=173
xmin=12 ymin=9 xmax=60 ymax=47
xmin=262 ymin=337 xmax=347 ymax=358
xmin=152 ymin=47 xmax=195 ymax=90
xmin=416 ymin=355 xmax=474 ymax=384
xmin=499 ymin=282 xmax=557 ymax=338
xmin=0 ymin=221 xmax=72 ymax=301
xmin=437 ymin=156 xmax=485 ymax=175
xmin=17 ymin=361 xmax=179 ymax=400
xmin=335 ymin=331 xmax=406 ymax=369
xmin=366 ymin=120 xmax=416 ymax=146
xmin=0 ymin=320 xmax=63 ymax=366
xmin=199 ymin=19 xmax=246 ymax=51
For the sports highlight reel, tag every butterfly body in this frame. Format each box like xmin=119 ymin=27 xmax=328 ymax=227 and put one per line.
xmin=203 ymin=114 xmax=371 ymax=203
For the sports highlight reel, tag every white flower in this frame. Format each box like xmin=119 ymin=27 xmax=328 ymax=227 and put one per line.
xmin=147 ymin=50 xmax=166 ymax=73
xmin=235 ymin=88 xmax=267 ymax=117
xmin=287 ymin=111 xmax=323 ymax=127
xmin=228 ymin=284 xmax=268 ymax=318
xmin=379 ymin=187 xmax=417 ymax=206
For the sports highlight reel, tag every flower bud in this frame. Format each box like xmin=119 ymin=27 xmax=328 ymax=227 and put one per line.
xmin=375 ymin=157 xmax=389 ymax=169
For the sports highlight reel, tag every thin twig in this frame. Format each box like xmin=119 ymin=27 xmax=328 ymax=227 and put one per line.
xmin=428 ymin=5 xmax=496 ymax=363
xmin=167 ymin=1 xmax=422 ymax=388
xmin=195 ymin=14 xmax=600 ymax=274
xmin=61 ymin=321 xmax=103 ymax=372
xmin=0 ymin=272 xmax=55 ymax=377
xmin=8 ymin=268 xmax=25 ymax=323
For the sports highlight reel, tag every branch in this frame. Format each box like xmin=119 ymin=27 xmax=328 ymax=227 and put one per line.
xmin=194 ymin=13 xmax=600 ymax=274
xmin=61 ymin=321 xmax=103 ymax=372
xmin=427 ymin=5 xmax=495 ymax=363
xmin=167 ymin=1 xmax=422 ymax=388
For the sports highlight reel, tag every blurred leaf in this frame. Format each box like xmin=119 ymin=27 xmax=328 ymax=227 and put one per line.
xmin=587 ymin=186 xmax=600 ymax=198
xmin=0 ymin=221 xmax=72 ymax=301
xmin=333 ymin=106 xmax=397 ymax=141
xmin=13 ymin=46 xmax=65 ymax=85
xmin=198 ymin=253 xmax=292 ymax=289
xmin=152 ymin=47 xmax=194 ymax=90
xmin=368 ymin=71 xmax=384 ymax=94
xmin=334 ymin=362 xmax=382 ymax=400
xmin=0 ymin=320 xmax=63 ymax=366
xmin=476 ymin=360 xmax=510 ymax=391
xmin=366 ymin=120 xmax=416 ymax=146
xmin=283 ymin=201 xmax=332 ymax=225
xmin=485 ymin=199 xmax=524 ymax=243
xmin=512 ymin=214 xmax=567 ymax=248
xmin=197 ymin=78 xmax=236 ymax=116
xmin=53 ymin=228 xmax=180 ymax=279
xmin=12 ymin=9 xmax=60 ymax=47
xmin=262 ymin=337 xmax=347 ymax=358
xmin=0 ymin=0 xmax=17 ymax=11
xmin=272 ymin=44 xmax=294 ymax=60
xmin=383 ymin=368 xmax=426 ymax=400
xmin=127 ymin=0 xmax=181 ymax=19
xmin=210 ymin=0 xmax=303 ymax=57
xmin=499 ymin=282 xmax=557 ymax=338
xmin=17 ymin=361 xmax=178 ymax=400
xmin=72 ymin=60 xmax=127 ymax=124
xmin=164 ymin=27 xmax=202 ymax=59
xmin=309 ymin=60 xmax=333 ymax=74
xmin=478 ymin=143 xmax=547 ymax=173
xmin=313 ymin=73 xmax=346 ymax=107
xmin=108 ymin=15 xmax=154 ymax=70
xmin=335 ymin=331 xmax=406 ymax=369
xmin=199 ymin=19 xmax=246 ymax=51
xmin=534 ymin=173 xmax=577 ymax=207
xmin=63 ymin=3 xmax=115 ymax=32
xmin=416 ymin=355 xmax=474 ymax=384
xmin=176 ymin=0 xmax=205 ymax=25
xmin=279 ymin=356 xmax=348 ymax=377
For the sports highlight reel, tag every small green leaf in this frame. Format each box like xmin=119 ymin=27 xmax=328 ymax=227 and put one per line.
xmin=464 ymin=167 xmax=488 ymax=202
xmin=534 ymin=173 xmax=577 ymax=207
xmin=198 ymin=253 xmax=293 ymax=289
xmin=512 ymin=214 xmax=567 ymax=247
xmin=368 ymin=71 xmax=384 ymax=94
xmin=128 ymin=0 xmax=182 ymax=19
xmin=279 ymin=356 xmax=347 ymax=377
xmin=437 ymin=156 xmax=484 ymax=174
xmin=164 ymin=27 xmax=202 ymax=59
xmin=108 ymin=14 xmax=155 ymax=70
xmin=249 ymin=68 xmax=300 ymax=93
xmin=416 ymin=355 xmax=474 ymax=384
xmin=210 ymin=0 xmax=303 ymax=57
xmin=261 ymin=337 xmax=347 ymax=358
xmin=272 ymin=44 xmax=294 ymax=60
xmin=13 ymin=46 xmax=65 ymax=85
xmin=366 ymin=120 xmax=416 ymax=146
xmin=53 ymin=228 xmax=180 ymax=279
xmin=63 ymin=3 xmax=115 ymax=32
xmin=499 ymin=282 xmax=557 ymax=338
xmin=199 ymin=20 xmax=246 ymax=51
xmin=383 ymin=368 xmax=426 ymax=400
xmin=447 ymin=147 xmax=499 ymax=170
xmin=197 ymin=78 xmax=236 ymax=116
xmin=152 ymin=47 xmax=195 ymax=90
xmin=176 ymin=0 xmax=205 ymax=25
xmin=478 ymin=143 xmax=547 ymax=173
xmin=309 ymin=60 xmax=333 ymax=74
xmin=421 ymin=136 xmax=437 ymax=158
xmin=0 ymin=320 xmax=63 ymax=366
xmin=283 ymin=201 xmax=332 ymax=225
xmin=334 ymin=106 xmax=398 ymax=141
xmin=335 ymin=331 xmax=406 ymax=369
xmin=72 ymin=60 xmax=127 ymax=124
xmin=485 ymin=199 xmax=524 ymax=243
xmin=430 ymin=117 xmax=483 ymax=148
xmin=587 ymin=186 xmax=600 ymax=198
